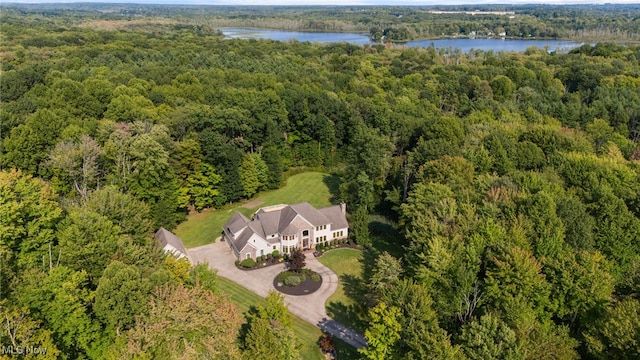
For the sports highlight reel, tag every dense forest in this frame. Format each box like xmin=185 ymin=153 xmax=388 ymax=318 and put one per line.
xmin=1 ymin=4 xmax=640 ymax=359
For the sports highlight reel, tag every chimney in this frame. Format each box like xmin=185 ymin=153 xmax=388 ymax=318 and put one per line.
xmin=339 ymin=202 xmax=346 ymax=215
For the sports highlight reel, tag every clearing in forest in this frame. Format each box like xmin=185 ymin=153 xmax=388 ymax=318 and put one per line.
xmin=175 ymin=172 xmax=339 ymax=248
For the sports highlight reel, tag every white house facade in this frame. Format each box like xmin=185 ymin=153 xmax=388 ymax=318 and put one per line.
xmin=223 ymin=202 xmax=348 ymax=260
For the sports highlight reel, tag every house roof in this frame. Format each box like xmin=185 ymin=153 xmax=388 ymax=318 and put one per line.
xmin=289 ymin=203 xmax=330 ymax=227
xmin=319 ymin=205 xmax=348 ymax=229
xmin=279 ymin=215 xmax=312 ymax=236
xmin=277 ymin=206 xmax=299 ymax=234
xmin=272 ymin=202 xmax=330 ymax=234
xmin=248 ymin=220 xmax=265 ymax=238
xmin=232 ymin=226 xmax=256 ymax=253
xmin=155 ymin=228 xmax=189 ymax=258
xmin=255 ymin=211 xmax=281 ymax=235
xmin=225 ymin=212 xmax=250 ymax=234
xmin=225 ymin=202 xmax=347 ymax=246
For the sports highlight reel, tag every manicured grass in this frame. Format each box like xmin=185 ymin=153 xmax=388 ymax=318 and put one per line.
xmin=216 ymin=277 xmax=325 ymax=360
xmin=176 ymin=172 xmax=339 ymax=248
xmin=317 ymin=248 xmax=366 ymax=332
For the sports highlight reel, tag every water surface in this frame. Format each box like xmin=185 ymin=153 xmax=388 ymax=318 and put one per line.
xmin=223 ymin=28 xmax=372 ymax=45
xmin=222 ymin=28 xmax=584 ymax=52
xmin=404 ymin=38 xmax=583 ymax=53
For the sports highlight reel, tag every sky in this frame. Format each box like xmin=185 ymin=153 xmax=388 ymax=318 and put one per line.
xmin=5 ymin=0 xmax=640 ymax=4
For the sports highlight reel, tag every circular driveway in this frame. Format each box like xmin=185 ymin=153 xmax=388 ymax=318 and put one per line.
xmin=188 ymin=239 xmax=366 ymax=348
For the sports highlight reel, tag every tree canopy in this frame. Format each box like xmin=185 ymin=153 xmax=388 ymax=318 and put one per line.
xmin=1 ymin=5 xmax=640 ymax=359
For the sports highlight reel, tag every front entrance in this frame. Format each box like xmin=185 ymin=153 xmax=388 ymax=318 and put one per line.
xmin=302 ymin=230 xmax=310 ymax=249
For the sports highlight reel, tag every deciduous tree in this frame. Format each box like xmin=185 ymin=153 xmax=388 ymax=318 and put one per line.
xmin=584 ymin=298 xmax=640 ymax=359
xmin=122 ymin=284 xmax=242 ymax=359
xmin=239 ymin=152 xmax=261 ymax=198
xmin=0 ymin=169 xmax=63 ymax=296
xmin=288 ymin=248 xmax=306 ymax=273
xmin=360 ymin=302 xmax=402 ymax=360
xmin=94 ymin=261 xmax=152 ymax=336
xmin=459 ymin=314 xmax=523 ymax=360
xmin=47 ymin=135 xmax=103 ymax=201
xmin=0 ymin=301 xmax=60 ymax=360
xmin=242 ymin=291 xmax=300 ymax=360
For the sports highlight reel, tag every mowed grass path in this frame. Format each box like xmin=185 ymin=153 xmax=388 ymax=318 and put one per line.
xmin=317 ymin=248 xmax=366 ymax=332
xmin=176 ymin=172 xmax=339 ymax=248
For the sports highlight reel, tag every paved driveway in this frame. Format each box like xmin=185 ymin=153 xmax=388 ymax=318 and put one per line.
xmin=188 ymin=240 xmax=367 ymax=349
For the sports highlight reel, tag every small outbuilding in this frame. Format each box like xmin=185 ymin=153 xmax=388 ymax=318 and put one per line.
xmin=155 ymin=227 xmax=191 ymax=262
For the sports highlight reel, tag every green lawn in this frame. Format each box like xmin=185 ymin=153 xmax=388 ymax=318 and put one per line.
xmin=176 ymin=172 xmax=339 ymax=248
xmin=317 ymin=248 xmax=366 ymax=332
xmin=217 ymin=276 xmax=352 ymax=360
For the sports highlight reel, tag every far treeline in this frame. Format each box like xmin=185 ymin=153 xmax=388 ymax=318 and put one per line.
xmin=5 ymin=3 xmax=640 ymax=42
xmin=1 ymin=6 xmax=640 ymax=360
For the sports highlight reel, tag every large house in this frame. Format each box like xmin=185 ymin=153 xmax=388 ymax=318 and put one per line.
xmin=223 ymin=202 xmax=348 ymax=260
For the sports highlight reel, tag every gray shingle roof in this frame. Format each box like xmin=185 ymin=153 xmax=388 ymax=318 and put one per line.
xmin=319 ymin=205 xmax=348 ymax=229
xmin=289 ymin=203 xmax=330 ymax=227
xmin=248 ymin=220 xmax=265 ymax=238
xmin=277 ymin=206 xmax=298 ymax=233
xmin=273 ymin=203 xmax=329 ymax=234
xmin=225 ymin=212 xmax=250 ymax=234
xmin=232 ymin=226 xmax=256 ymax=253
xmin=255 ymin=211 xmax=280 ymax=236
xmin=155 ymin=228 xmax=189 ymax=259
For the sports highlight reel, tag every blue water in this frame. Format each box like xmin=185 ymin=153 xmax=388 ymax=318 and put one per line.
xmin=404 ymin=38 xmax=583 ymax=53
xmin=223 ymin=28 xmax=372 ymax=45
xmin=222 ymin=28 xmax=584 ymax=53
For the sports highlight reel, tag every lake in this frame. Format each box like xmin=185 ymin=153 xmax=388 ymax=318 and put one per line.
xmin=222 ymin=28 xmax=584 ymax=53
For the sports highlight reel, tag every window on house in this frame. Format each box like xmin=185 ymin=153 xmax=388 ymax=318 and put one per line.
xmin=303 ymin=230 xmax=309 ymax=236
xmin=273 ymin=245 xmax=276 ymax=250
xmin=246 ymin=253 xmax=251 ymax=259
